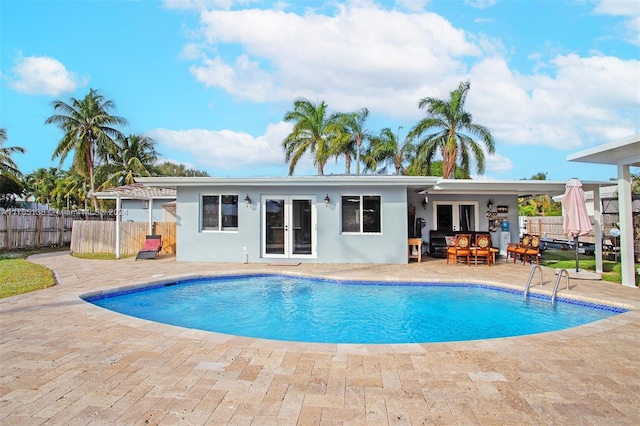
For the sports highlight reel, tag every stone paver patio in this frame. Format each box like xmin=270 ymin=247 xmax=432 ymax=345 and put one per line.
xmin=1 ymin=252 xmax=639 ymax=425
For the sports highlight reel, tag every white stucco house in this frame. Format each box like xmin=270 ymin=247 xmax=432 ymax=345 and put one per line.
xmin=134 ymin=175 xmax=606 ymax=265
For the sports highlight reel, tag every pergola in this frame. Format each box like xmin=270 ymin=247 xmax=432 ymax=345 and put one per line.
xmin=92 ymin=184 xmax=176 ymax=259
xmin=567 ymin=134 xmax=640 ymax=288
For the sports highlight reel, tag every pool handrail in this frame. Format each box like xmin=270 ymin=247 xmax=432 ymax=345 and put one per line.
xmin=552 ymin=269 xmax=570 ymax=305
xmin=524 ymin=265 xmax=544 ymax=301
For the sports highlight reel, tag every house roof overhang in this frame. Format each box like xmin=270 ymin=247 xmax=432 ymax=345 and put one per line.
xmin=134 ymin=176 xmax=609 ymax=197
xmin=566 ymin=134 xmax=640 ymax=167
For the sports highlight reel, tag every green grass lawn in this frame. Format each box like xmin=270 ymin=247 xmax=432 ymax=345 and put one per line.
xmin=0 ymin=249 xmax=135 ymax=299
xmin=0 ymin=249 xmax=61 ymax=299
xmin=540 ymin=249 xmax=638 ymax=286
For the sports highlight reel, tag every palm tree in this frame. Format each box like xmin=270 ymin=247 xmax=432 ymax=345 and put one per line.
xmin=363 ymin=127 xmax=413 ymax=175
xmin=331 ymin=108 xmax=372 ymax=174
xmin=518 ymin=172 xmax=559 ymax=216
xmin=45 ymin=89 xmax=127 ymax=209
xmin=51 ymin=171 xmax=88 ymax=210
xmin=0 ymin=128 xmax=26 ymax=177
xmin=282 ymin=97 xmax=339 ymax=175
xmin=96 ymin=134 xmax=158 ymax=188
xmin=407 ymin=81 xmax=495 ymax=179
xmin=25 ymin=167 xmax=61 ymax=209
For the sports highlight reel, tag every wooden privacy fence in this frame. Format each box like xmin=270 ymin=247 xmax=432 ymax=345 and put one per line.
xmin=71 ymin=221 xmax=176 ymax=256
xmin=0 ymin=212 xmax=74 ymax=250
xmin=522 ymin=216 xmax=596 ymax=243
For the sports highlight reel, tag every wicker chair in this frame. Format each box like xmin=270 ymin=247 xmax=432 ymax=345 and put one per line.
xmin=507 ymin=234 xmax=530 ymax=263
xmin=472 ymin=234 xmax=492 ymax=266
xmin=446 ymin=234 xmax=471 ymax=266
xmin=515 ymin=234 xmax=540 ymax=265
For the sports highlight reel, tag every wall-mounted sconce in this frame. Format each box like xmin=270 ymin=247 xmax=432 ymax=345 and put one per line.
xmin=487 ymin=199 xmax=493 ymax=210
xmin=422 ymin=194 xmax=428 ymax=209
xmin=244 ymin=194 xmax=251 ymax=207
xmin=324 ymin=194 xmax=330 ymax=207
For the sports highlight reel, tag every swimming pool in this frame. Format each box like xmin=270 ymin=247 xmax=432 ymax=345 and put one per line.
xmin=83 ymin=274 xmax=626 ymax=344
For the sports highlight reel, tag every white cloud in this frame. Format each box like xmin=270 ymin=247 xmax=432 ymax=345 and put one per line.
xmin=189 ymin=4 xmax=482 ymax=114
xmin=146 ymin=121 xmax=292 ymax=174
xmin=464 ymin=0 xmax=498 ymax=10
xmin=467 ymin=54 xmax=639 ymax=149
xmin=173 ymin=2 xmax=639 ymax=172
xmin=7 ymin=55 xmax=87 ymax=96
xmin=593 ymin=0 xmax=639 ymax=16
xmin=163 ymin=0 xmax=255 ymax=11
xmin=593 ymin=0 xmax=640 ymax=46
xmin=485 ymin=152 xmax=513 ymax=174
xmin=395 ymin=0 xmax=428 ymax=12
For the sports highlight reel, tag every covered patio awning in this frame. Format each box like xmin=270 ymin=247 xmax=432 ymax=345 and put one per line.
xmin=567 ymin=133 xmax=639 ymax=288
xmin=92 ymin=184 xmax=176 ymax=259
xmin=92 ymin=183 xmax=176 ymax=200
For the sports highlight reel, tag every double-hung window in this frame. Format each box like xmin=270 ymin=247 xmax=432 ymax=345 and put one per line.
xmin=202 ymin=195 xmax=238 ymax=231
xmin=341 ymin=195 xmax=381 ymax=233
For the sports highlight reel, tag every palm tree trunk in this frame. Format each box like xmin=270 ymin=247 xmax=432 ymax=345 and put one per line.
xmin=89 ymin=165 xmax=99 ymax=211
xmin=345 ymin=154 xmax=351 ymax=174
xmin=356 ymin=139 xmax=361 ymax=175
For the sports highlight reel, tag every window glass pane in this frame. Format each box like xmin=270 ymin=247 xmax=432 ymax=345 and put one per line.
xmin=341 ymin=196 xmax=361 ymax=232
xmin=363 ymin=196 xmax=381 ymax=233
xmin=459 ymin=204 xmax=475 ymax=231
xmin=202 ymin=195 xmax=219 ymax=230
xmin=292 ymin=199 xmax=312 ymax=254
xmin=221 ymin=195 xmax=238 ymax=229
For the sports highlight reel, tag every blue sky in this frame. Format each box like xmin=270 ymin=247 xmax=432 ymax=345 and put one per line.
xmin=2 ymin=0 xmax=639 ymax=181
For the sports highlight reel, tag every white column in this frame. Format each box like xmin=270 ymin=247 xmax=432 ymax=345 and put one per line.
xmin=593 ymin=187 xmax=603 ymax=274
xmin=617 ymin=162 xmax=635 ymax=287
xmin=115 ymin=195 xmax=121 ymax=260
xmin=148 ymin=197 xmax=153 ymax=235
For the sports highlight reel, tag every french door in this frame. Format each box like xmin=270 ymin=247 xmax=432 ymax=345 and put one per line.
xmin=262 ymin=196 xmax=316 ymax=258
xmin=434 ymin=201 xmax=479 ymax=232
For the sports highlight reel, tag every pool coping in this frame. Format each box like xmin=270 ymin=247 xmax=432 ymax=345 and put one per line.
xmin=3 ymin=253 xmax=639 ymax=424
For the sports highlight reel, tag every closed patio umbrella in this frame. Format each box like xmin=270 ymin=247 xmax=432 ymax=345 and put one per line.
xmin=561 ymin=178 xmax=593 ymax=272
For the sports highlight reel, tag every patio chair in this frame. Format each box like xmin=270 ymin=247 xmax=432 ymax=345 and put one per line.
xmin=507 ymin=234 xmax=530 ymax=263
xmin=446 ymin=234 xmax=471 ymax=266
xmin=515 ymin=234 xmax=540 ymax=265
xmin=472 ymin=234 xmax=492 ymax=266
xmin=135 ymin=235 xmax=162 ymax=260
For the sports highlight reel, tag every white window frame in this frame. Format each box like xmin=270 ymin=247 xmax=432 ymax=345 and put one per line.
xmin=340 ymin=194 xmax=382 ymax=234
xmin=200 ymin=194 xmax=239 ymax=232
xmin=432 ymin=201 xmax=480 ymax=232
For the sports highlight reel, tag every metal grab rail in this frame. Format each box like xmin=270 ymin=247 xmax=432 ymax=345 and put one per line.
xmin=551 ymin=269 xmax=570 ymax=305
xmin=523 ymin=265 xmax=544 ymax=301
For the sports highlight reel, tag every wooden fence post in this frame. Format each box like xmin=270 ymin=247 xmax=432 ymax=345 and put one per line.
xmin=6 ymin=214 xmax=11 ymax=250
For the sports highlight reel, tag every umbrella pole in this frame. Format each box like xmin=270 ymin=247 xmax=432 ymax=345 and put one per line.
xmin=574 ymin=236 xmax=579 ymax=272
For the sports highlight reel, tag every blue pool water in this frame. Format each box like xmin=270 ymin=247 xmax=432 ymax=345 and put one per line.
xmin=84 ymin=274 xmax=626 ymax=344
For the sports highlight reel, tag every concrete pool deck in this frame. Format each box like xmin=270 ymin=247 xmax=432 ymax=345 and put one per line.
xmin=1 ymin=252 xmax=639 ymax=425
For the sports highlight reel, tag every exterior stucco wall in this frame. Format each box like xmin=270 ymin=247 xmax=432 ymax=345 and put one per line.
xmin=407 ymin=192 xmax=520 ymax=247
xmin=121 ymin=199 xmax=168 ymax=223
xmin=175 ymin=185 xmax=408 ymax=264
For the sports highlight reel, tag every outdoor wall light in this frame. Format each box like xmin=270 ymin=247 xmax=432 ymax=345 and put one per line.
xmin=324 ymin=194 xmax=330 ymax=207
xmin=422 ymin=194 xmax=428 ymax=209
xmin=244 ymin=194 xmax=251 ymax=207
xmin=487 ymin=199 xmax=493 ymax=210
